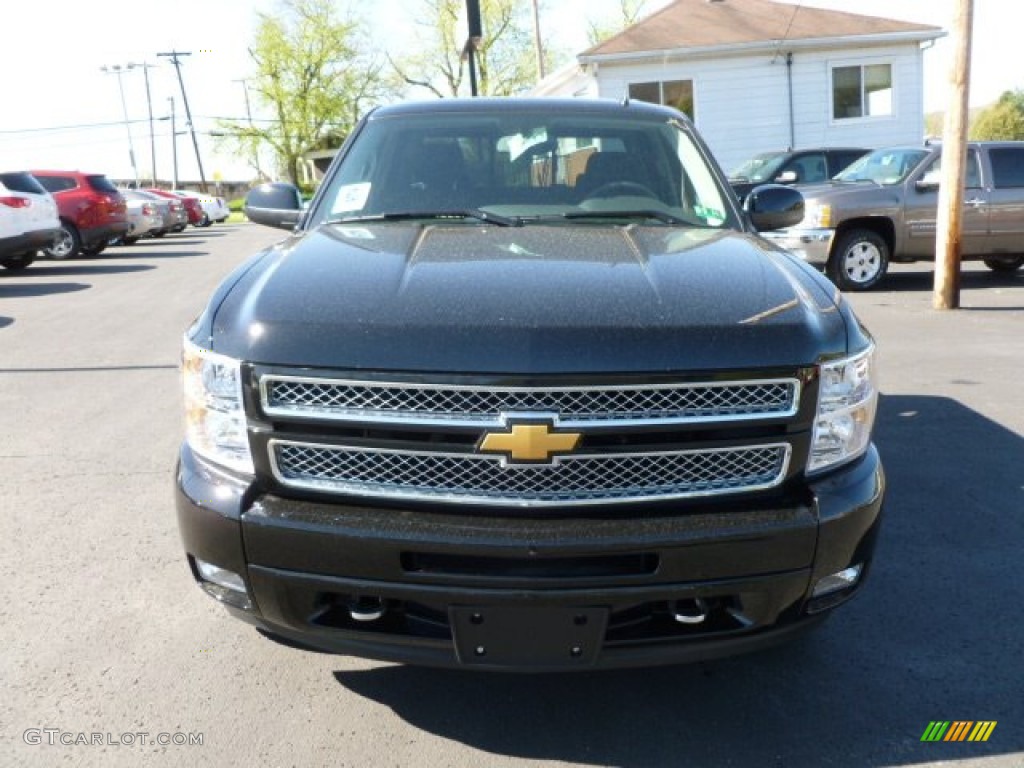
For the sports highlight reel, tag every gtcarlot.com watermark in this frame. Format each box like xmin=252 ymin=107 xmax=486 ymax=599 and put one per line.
xmin=24 ymin=728 xmax=203 ymax=747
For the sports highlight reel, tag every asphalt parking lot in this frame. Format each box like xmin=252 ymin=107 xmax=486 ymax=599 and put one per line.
xmin=1 ymin=225 xmax=1021 ymax=767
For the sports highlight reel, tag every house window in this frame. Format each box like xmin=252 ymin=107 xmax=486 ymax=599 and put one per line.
xmin=629 ymin=80 xmax=695 ymax=120
xmin=832 ymin=64 xmax=892 ymax=120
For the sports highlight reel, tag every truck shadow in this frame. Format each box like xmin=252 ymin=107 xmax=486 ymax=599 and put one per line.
xmin=331 ymin=394 xmax=1023 ymax=767
xmin=880 ymin=265 xmax=1023 ymax=295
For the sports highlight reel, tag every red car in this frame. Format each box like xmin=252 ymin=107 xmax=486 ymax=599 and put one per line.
xmin=146 ymin=188 xmax=204 ymax=227
xmin=31 ymin=170 xmax=129 ymax=259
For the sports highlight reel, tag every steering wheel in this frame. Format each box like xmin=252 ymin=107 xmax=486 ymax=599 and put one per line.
xmin=584 ymin=181 xmax=659 ymax=200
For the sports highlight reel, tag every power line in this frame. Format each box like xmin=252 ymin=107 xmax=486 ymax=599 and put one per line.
xmin=0 ymin=118 xmax=155 ymax=135
xmin=158 ymin=50 xmax=208 ymax=193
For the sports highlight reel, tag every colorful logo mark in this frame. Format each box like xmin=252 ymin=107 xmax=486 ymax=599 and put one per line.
xmin=921 ymin=721 xmax=997 ymax=742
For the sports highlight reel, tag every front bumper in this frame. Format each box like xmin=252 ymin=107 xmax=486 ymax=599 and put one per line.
xmin=176 ymin=444 xmax=884 ymax=671
xmin=763 ymin=228 xmax=835 ymax=267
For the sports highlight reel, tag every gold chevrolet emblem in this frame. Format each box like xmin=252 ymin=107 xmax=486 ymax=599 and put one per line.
xmin=479 ymin=421 xmax=582 ymax=464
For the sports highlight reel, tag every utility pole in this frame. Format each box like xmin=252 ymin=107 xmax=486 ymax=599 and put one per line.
xmin=531 ymin=0 xmax=546 ymax=82
xmin=100 ymin=64 xmax=139 ymax=186
xmin=233 ymin=78 xmax=261 ymax=178
xmin=462 ymin=0 xmax=482 ymax=97
xmin=168 ymin=96 xmax=180 ymax=189
xmin=157 ymin=50 xmax=207 ymax=192
xmin=934 ymin=0 xmax=974 ymax=310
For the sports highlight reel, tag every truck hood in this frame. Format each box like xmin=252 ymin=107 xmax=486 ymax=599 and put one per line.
xmin=209 ymin=223 xmax=848 ymax=374
xmin=796 ymin=180 xmax=904 ymax=208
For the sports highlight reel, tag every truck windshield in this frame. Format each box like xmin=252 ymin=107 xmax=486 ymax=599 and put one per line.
xmin=312 ymin=109 xmax=734 ymax=230
xmin=833 ymin=149 xmax=929 ymax=186
xmin=728 ymin=151 xmax=788 ymax=183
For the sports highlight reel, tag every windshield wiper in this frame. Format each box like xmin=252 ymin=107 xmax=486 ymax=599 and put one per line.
xmin=557 ymin=209 xmax=694 ymax=226
xmin=328 ymin=209 xmax=521 ymax=227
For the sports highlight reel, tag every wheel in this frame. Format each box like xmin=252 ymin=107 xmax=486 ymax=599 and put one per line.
xmin=584 ymin=181 xmax=659 ymax=200
xmin=80 ymin=242 xmax=107 ymax=257
xmin=1 ymin=253 xmax=35 ymax=271
xmin=983 ymin=255 xmax=1024 ymax=273
xmin=827 ymin=229 xmax=889 ymax=291
xmin=151 ymin=230 xmax=166 ymax=238
xmin=45 ymin=222 xmax=80 ymax=260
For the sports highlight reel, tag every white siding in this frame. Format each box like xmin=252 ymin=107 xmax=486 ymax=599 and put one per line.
xmin=589 ymin=42 xmax=926 ymax=173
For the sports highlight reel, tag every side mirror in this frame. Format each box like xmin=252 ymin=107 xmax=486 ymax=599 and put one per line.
xmin=244 ymin=182 xmax=303 ymax=230
xmin=744 ymin=184 xmax=805 ymax=231
xmin=774 ymin=170 xmax=799 ymax=184
xmin=915 ymin=171 xmax=941 ymax=192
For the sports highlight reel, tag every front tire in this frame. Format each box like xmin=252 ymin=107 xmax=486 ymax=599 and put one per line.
xmin=827 ymin=229 xmax=889 ymax=291
xmin=45 ymin=222 xmax=80 ymax=260
xmin=983 ymin=255 xmax=1024 ymax=273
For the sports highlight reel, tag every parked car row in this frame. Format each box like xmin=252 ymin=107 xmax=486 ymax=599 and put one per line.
xmin=729 ymin=141 xmax=1024 ymax=290
xmin=0 ymin=170 xmax=231 ymax=272
xmin=0 ymin=172 xmax=61 ymax=272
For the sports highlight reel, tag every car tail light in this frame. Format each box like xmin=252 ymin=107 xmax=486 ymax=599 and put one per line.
xmin=0 ymin=196 xmax=31 ymax=208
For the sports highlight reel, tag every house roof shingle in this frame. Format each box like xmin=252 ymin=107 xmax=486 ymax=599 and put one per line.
xmin=582 ymin=0 xmax=943 ymax=58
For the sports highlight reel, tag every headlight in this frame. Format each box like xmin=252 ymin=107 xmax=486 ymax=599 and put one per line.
xmin=804 ymin=203 xmax=832 ymax=228
xmin=182 ymin=337 xmax=254 ymax=474
xmin=808 ymin=345 xmax=877 ymax=473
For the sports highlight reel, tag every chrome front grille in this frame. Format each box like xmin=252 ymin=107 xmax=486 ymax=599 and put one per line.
xmin=261 ymin=376 xmax=800 ymax=427
xmin=269 ymin=440 xmax=791 ymax=507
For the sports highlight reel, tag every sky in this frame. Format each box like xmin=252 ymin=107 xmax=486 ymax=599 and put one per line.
xmin=1 ymin=0 xmax=1020 ymax=185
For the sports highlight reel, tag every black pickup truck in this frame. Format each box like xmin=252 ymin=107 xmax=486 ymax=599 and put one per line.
xmin=177 ymin=98 xmax=884 ymax=671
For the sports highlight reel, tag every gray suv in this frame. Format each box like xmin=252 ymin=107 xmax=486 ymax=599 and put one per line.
xmin=766 ymin=142 xmax=1024 ymax=290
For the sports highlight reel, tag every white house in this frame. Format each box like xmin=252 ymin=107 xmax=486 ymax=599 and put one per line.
xmin=532 ymin=0 xmax=945 ymax=173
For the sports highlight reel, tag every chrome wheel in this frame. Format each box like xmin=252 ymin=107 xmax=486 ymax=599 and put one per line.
xmin=827 ymin=229 xmax=889 ymax=291
xmin=44 ymin=224 xmax=79 ymax=260
xmin=841 ymin=241 xmax=883 ymax=285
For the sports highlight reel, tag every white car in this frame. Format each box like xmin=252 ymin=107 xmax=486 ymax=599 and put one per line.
xmin=0 ymin=172 xmax=60 ymax=271
xmin=173 ymin=189 xmax=229 ymax=227
xmin=116 ymin=193 xmax=164 ymax=244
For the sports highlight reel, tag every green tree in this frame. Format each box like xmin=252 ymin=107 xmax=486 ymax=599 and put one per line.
xmin=218 ymin=0 xmax=390 ymax=184
xmin=586 ymin=0 xmax=650 ymax=47
xmin=970 ymin=90 xmax=1024 ymax=141
xmin=390 ymin=0 xmax=546 ymax=97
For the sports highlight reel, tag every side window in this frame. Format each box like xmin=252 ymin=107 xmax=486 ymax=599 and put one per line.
xmin=36 ymin=176 xmax=76 ymax=193
xmin=830 ymin=151 xmax=867 ymax=176
xmin=786 ymin=154 xmax=827 ymax=183
xmin=988 ymin=148 xmax=1024 ymax=188
xmin=919 ymin=152 xmax=982 ymax=189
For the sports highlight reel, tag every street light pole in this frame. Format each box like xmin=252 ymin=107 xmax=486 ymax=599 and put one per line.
xmin=100 ymin=64 xmax=139 ymax=186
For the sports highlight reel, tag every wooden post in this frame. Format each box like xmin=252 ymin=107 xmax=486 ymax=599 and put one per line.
xmin=933 ymin=0 xmax=974 ymax=310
